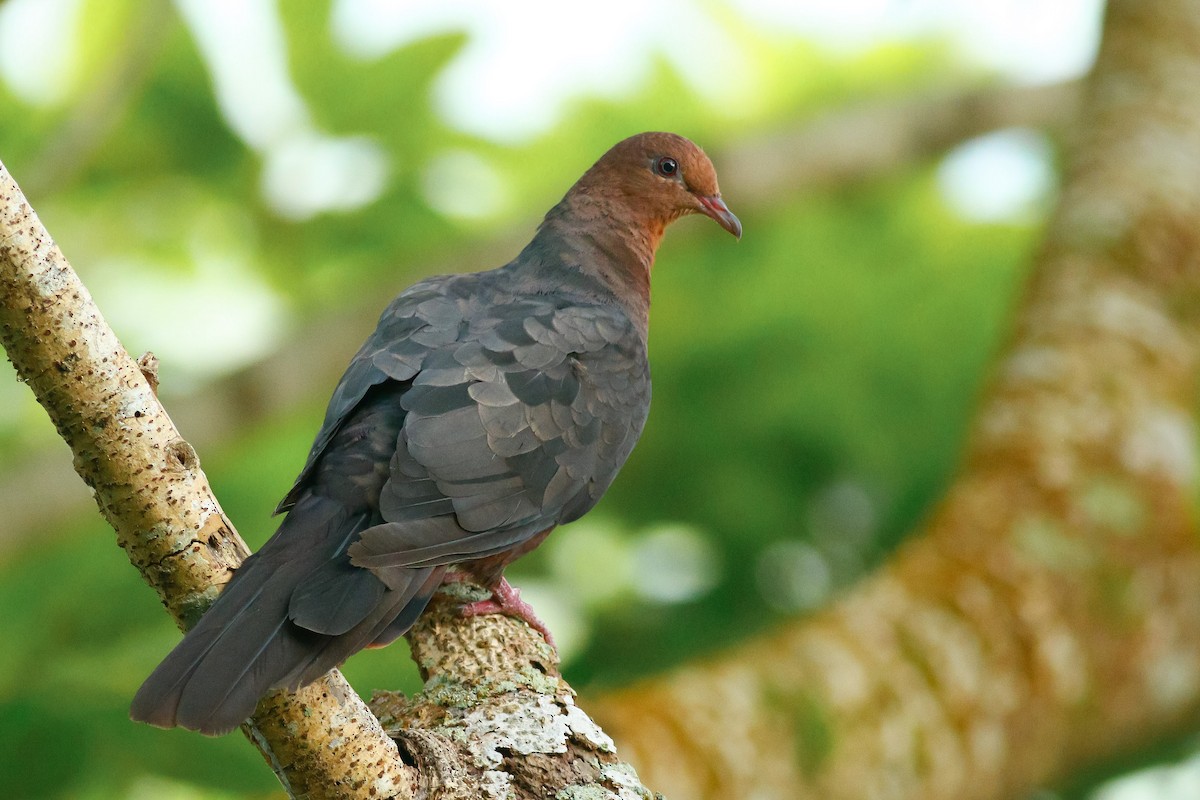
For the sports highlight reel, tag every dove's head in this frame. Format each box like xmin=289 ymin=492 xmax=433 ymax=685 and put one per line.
xmin=530 ymin=132 xmax=740 ymax=324
xmin=573 ymin=131 xmax=742 ymax=240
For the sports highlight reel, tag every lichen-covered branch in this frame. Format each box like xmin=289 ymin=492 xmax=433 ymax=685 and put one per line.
xmin=374 ymin=585 xmax=653 ymax=800
xmin=592 ymin=1 xmax=1200 ymax=797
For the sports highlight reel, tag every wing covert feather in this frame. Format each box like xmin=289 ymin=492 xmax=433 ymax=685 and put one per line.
xmin=347 ymin=297 xmax=650 ymax=572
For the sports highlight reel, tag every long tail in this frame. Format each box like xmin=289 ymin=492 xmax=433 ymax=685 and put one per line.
xmin=130 ymin=494 xmax=442 ymax=736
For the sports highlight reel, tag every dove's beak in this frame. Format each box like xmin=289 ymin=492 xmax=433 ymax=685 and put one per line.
xmin=697 ymin=195 xmax=742 ymax=240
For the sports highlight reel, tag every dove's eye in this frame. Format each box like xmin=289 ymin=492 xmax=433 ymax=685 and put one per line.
xmin=654 ymin=157 xmax=678 ymax=177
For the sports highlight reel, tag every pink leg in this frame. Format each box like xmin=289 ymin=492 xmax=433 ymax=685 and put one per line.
xmin=452 ymin=575 xmax=556 ymax=647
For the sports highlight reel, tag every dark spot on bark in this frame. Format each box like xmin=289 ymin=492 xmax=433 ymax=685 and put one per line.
xmin=166 ymin=439 xmax=199 ymax=471
xmin=394 ymin=738 xmax=420 ymax=768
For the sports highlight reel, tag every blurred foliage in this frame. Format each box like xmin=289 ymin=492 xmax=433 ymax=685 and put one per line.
xmin=0 ymin=1 xmax=1043 ymax=797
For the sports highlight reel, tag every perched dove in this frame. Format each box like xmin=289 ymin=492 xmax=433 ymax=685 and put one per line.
xmin=131 ymin=131 xmax=741 ymax=735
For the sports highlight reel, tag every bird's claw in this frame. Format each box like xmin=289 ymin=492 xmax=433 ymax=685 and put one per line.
xmin=456 ymin=576 xmax=556 ymax=648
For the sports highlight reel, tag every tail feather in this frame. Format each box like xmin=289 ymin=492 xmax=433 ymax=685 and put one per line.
xmin=130 ymin=494 xmax=441 ymax=736
xmin=130 ymin=551 xmax=282 ymax=729
xmin=279 ymin=565 xmax=445 ymax=689
xmin=288 ymin=513 xmax=386 ymax=636
xmin=178 ymin=616 xmax=293 ymax=735
xmin=368 ymin=567 xmax=447 ymax=648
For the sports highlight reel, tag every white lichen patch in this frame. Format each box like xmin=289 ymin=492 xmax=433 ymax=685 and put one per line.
xmin=193 ymin=489 xmax=224 ymax=520
xmin=480 ymin=769 xmax=513 ymax=799
xmin=599 ymin=762 xmax=654 ymax=799
xmin=564 ymin=700 xmax=615 ymax=752
xmin=556 ymin=763 xmax=652 ymax=800
xmin=441 ymin=690 xmax=637 ymax=799
xmin=27 ymin=250 xmax=80 ymax=298
xmin=457 ymin=693 xmax=607 ymax=759
xmin=453 ymin=694 xmax=570 ymax=769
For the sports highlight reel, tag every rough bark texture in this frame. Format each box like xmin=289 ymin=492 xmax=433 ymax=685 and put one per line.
xmin=592 ymin=1 xmax=1200 ymax=797
xmin=0 ymin=79 xmax=1082 ymax=555
xmin=0 ymin=161 xmax=653 ymax=797
xmin=373 ymin=585 xmax=654 ymax=800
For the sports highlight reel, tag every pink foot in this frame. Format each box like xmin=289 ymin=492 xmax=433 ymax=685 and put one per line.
xmin=458 ymin=576 xmax=556 ymax=648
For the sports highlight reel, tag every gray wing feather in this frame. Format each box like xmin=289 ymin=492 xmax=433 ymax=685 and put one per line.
xmin=276 ymin=277 xmax=469 ymax=513
xmin=347 ymin=297 xmax=649 ymax=575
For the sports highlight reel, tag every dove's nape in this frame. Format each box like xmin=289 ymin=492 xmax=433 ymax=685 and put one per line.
xmin=130 ymin=132 xmax=740 ymax=736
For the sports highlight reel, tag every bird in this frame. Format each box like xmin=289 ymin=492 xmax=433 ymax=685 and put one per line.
xmin=130 ymin=131 xmax=741 ymax=736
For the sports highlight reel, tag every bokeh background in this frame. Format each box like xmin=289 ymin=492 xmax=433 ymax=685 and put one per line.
xmin=6 ymin=1 xmax=1191 ymax=798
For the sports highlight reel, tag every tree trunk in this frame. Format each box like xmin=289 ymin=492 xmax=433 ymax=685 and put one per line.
xmin=592 ymin=0 xmax=1200 ymax=796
